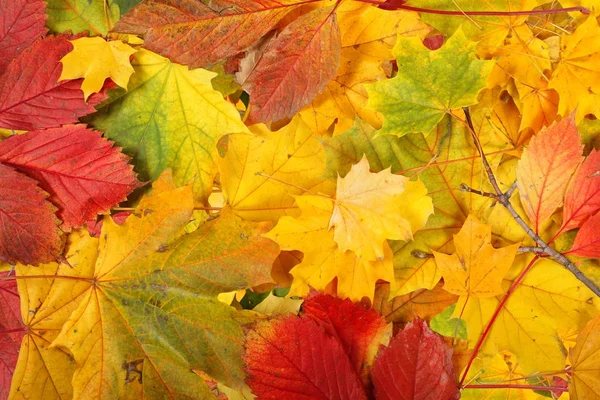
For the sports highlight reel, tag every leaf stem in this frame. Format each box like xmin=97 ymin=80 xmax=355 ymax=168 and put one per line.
xmin=459 ymin=255 xmax=540 ymax=386
xmin=460 ymin=107 xmax=600 ymax=297
xmin=464 ymin=383 xmax=567 ymax=392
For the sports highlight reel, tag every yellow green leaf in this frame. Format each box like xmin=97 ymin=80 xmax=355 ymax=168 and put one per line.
xmin=59 ymin=37 xmax=136 ymax=100
xmin=46 ymin=0 xmax=120 ymax=36
xmin=366 ymin=28 xmax=494 ymax=137
xmin=252 ymin=292 xmax=303 ymax=316
xmin=88 ymin=49 xmax=249 ymax=203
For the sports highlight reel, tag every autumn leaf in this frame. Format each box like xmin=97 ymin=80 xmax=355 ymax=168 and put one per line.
xmin=264 ymin=195 xmax=395 ymax=301
xmin=11 ymin=172 xmax=279 ymax=399
xmin=88 ymin=48 xmax=249 ymax=203
xmin=562 ymin=148 xmax=600 ymax=232
xmin=302 ymin=293 xmax=388 ymax=386
xmin=0 ymin=125 xmax=139 ymax=230
xmin=0 ymin=270 xmax=24 ymax=399
xmin=46 ymin=0 xmax=120 ymax=36
xmin=330 ymin=157 xmax=433 ymax=261
xmin=366 ymin=27 xmax=494 ymax=137
xmin=433 ymin=214 xmax=519 ymax=298
xmin=0 ymin=0 xmax=47 ymax=74
xmin=113 ymin=0 xmax=305 ymax=69
xmin=371 ymin=318 xmax=460 ymax=400
xmin=59 ymin=37 xmax=136 ymax=100
xmin=244 ymin=6 xmax=341 ymax=123
xmin=0 ymin=35 xmax=109 ymax=131
xmin=517 ymin=114 xmax=583 ymax=233
xmin=569 ymin=313 xmax=600 ymax=399
xmin=548 ymin=14 xmax=600 ymax=121
xmin=252 ymin=292 xmax=303 ymax=316
xmin=245 ymin=317 xmax=368 ymax=400
xmin=0 ymin=163 xmax=64 ymax=265
xmin=566 ymin=212 xmax=600 ymax=258
xmin=218 ymin=116 xmax=332 ymax=222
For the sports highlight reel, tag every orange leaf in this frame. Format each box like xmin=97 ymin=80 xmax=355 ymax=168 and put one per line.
xmin=562 ymin=148 xmax=600 ymax=231
xmin=516 ymin=114 xmax=583 ymax=233
xmin=566 ymin=212 xmax=600 ymax=258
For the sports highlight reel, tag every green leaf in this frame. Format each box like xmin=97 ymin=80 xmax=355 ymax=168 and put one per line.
xmin=87 ymin=49 xmax=249 ymax=203
xmin=366 ymin=28 xmax=493 ymax=137
xmin=46 ymin=0 xmax=120 ymax=36
xmin=430 ymin=304 xmax=467 ymax=339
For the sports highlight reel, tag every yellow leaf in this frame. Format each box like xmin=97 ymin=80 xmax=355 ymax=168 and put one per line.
xmin=219 ymin=115 xmax=334 ymax=222
xmin=10 ymin=231 xmax=97 ymax=400
xmin=433 ymin=215 xmax=519 ymax=298
xmin=569 ymin=314 xmax=600 ymax=399
xmin=59 ymin=37 xmax=136 ymax=100
xmin=461 ymin=351 xmax=539 ymax=400
xmin=264 ymin=195 xmax=394 ymax=301
xmin=252 ymin=292 xmax=303 ymax=316
xmin=12 ymin=172 xmax=279 ymax=399
xmin=548 ymin=15 xmax=600 ymax=120
xmin=330 ymin=157 xmax=433 ymax=261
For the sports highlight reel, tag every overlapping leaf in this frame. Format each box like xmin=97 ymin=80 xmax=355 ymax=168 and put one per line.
xmin=366 ymin=28 xmax=494 ymax=136
xmin=114 ymin=0 xmax=308 ymax=69
xmin=569 ymin=314 xmax=600 ymax=399
xmin=88 ymin=48 xmax=248 ymax=203
xmin=0 ymin=35 xmax=108 ymax=130
xmin=0 ymin=125 xmax=139 ymax=230
xmin=0 ymin=270 xmax=24 ymax=399
xmin=244 ymin=6 xmax=341 ymax=123
xmin=0 ymin=0 xmax=47 ymax=73
xmin=46 ymin=0 xmax=120 ymax=36
xmin=11 ymin=173 xmax=279 ymax=399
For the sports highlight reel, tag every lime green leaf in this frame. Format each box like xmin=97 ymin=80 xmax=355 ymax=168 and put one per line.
xmin=87 ymin=49 xmax=249 ymax=203
xmin=430 ymin=304 xmax=467 ymax=339
xmin=366 ymin=28 xmax=494 ymax=137
xmin=46 ymin=0 xmax=120 ymax=36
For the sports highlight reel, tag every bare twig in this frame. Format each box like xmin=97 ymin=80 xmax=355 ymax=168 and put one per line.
xmin=461 ymin=107 xmax=600 ymax=297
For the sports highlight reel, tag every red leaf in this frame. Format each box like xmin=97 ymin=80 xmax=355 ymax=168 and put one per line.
xmin=0 ymin=271 xmax=24 ymax=400
xmin=87 ymin=211 xmax=130 ymax=238
xmin=244 ymin=6 xmax=341 ymax=123
xmin=113 ymin=0 xmax=303 ymax=69
xmin=371 ymin=319 xmax=459 ymax=400
xmin=245 ymin=317 xmax=368 ymax=400
xmin=423 ymin=35 xmax=444 ymax=50
xmin=562 ymin=149 xmax=600 ymax=232
xmin=0 ymin=125 xmax=140 ymax=230
xmin=566 ymin=212 xmax=600 ymax=258
xmin=0 ymin=0 xmax=47 ymax=74
xmin=0 ymin=35 xmax=108 ymax=131
xmin=516 ymin=114 xmax=583 ymax=233
xmin=303 ymin=294 xmax=388 ymax=386
xmin=0 ymin=163 xmax=64 ymax=265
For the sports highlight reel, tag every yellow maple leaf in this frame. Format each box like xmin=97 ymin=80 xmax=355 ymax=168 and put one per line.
xmin=433 ymin=215 xmax=519 ymax=298
xmin=570 ymin=314 xmax=600 ymax=399
xmin=59 ymin=37 xmax=136 ymax=100
xmin=264 ymin=195 xmax=394 ymax=301
xmin=330 ymin=157 xmax=433 ymax=261
xmin=548 ymin=15 xmax=600 ymax=120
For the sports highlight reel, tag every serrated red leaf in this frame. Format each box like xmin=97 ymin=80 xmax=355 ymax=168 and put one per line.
xmin=113 ymin=0 xmax=304 ymax=69
xmin=0 ymin=125 xmax=140 ymax=230
xmin=0 ymin=271 xmax=24 ymax=400
xmin=0 ymin=163 xmax=63 ymax=265
xmin=303 ymin=293 xmax=388 ymax=387
xmin=0 ymin=0 xmax=47 ymax=74
xmin=245 ymin=317 xmax=368 ymax=400
xmin=0 ymin=35 xmax=108 ymax=130
xmin=566 ymin=212 xmax=600 ymax=258
xmin=244 ymin=6 xmax=341 ymax=123
xmin=562 ymin=149 xmax=600 ymax=232
xmin=372 ymin=319 xmax=459 ymax=400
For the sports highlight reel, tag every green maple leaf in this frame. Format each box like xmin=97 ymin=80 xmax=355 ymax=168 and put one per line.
xmin=366 ymin=28 xmax=494 ymax=137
